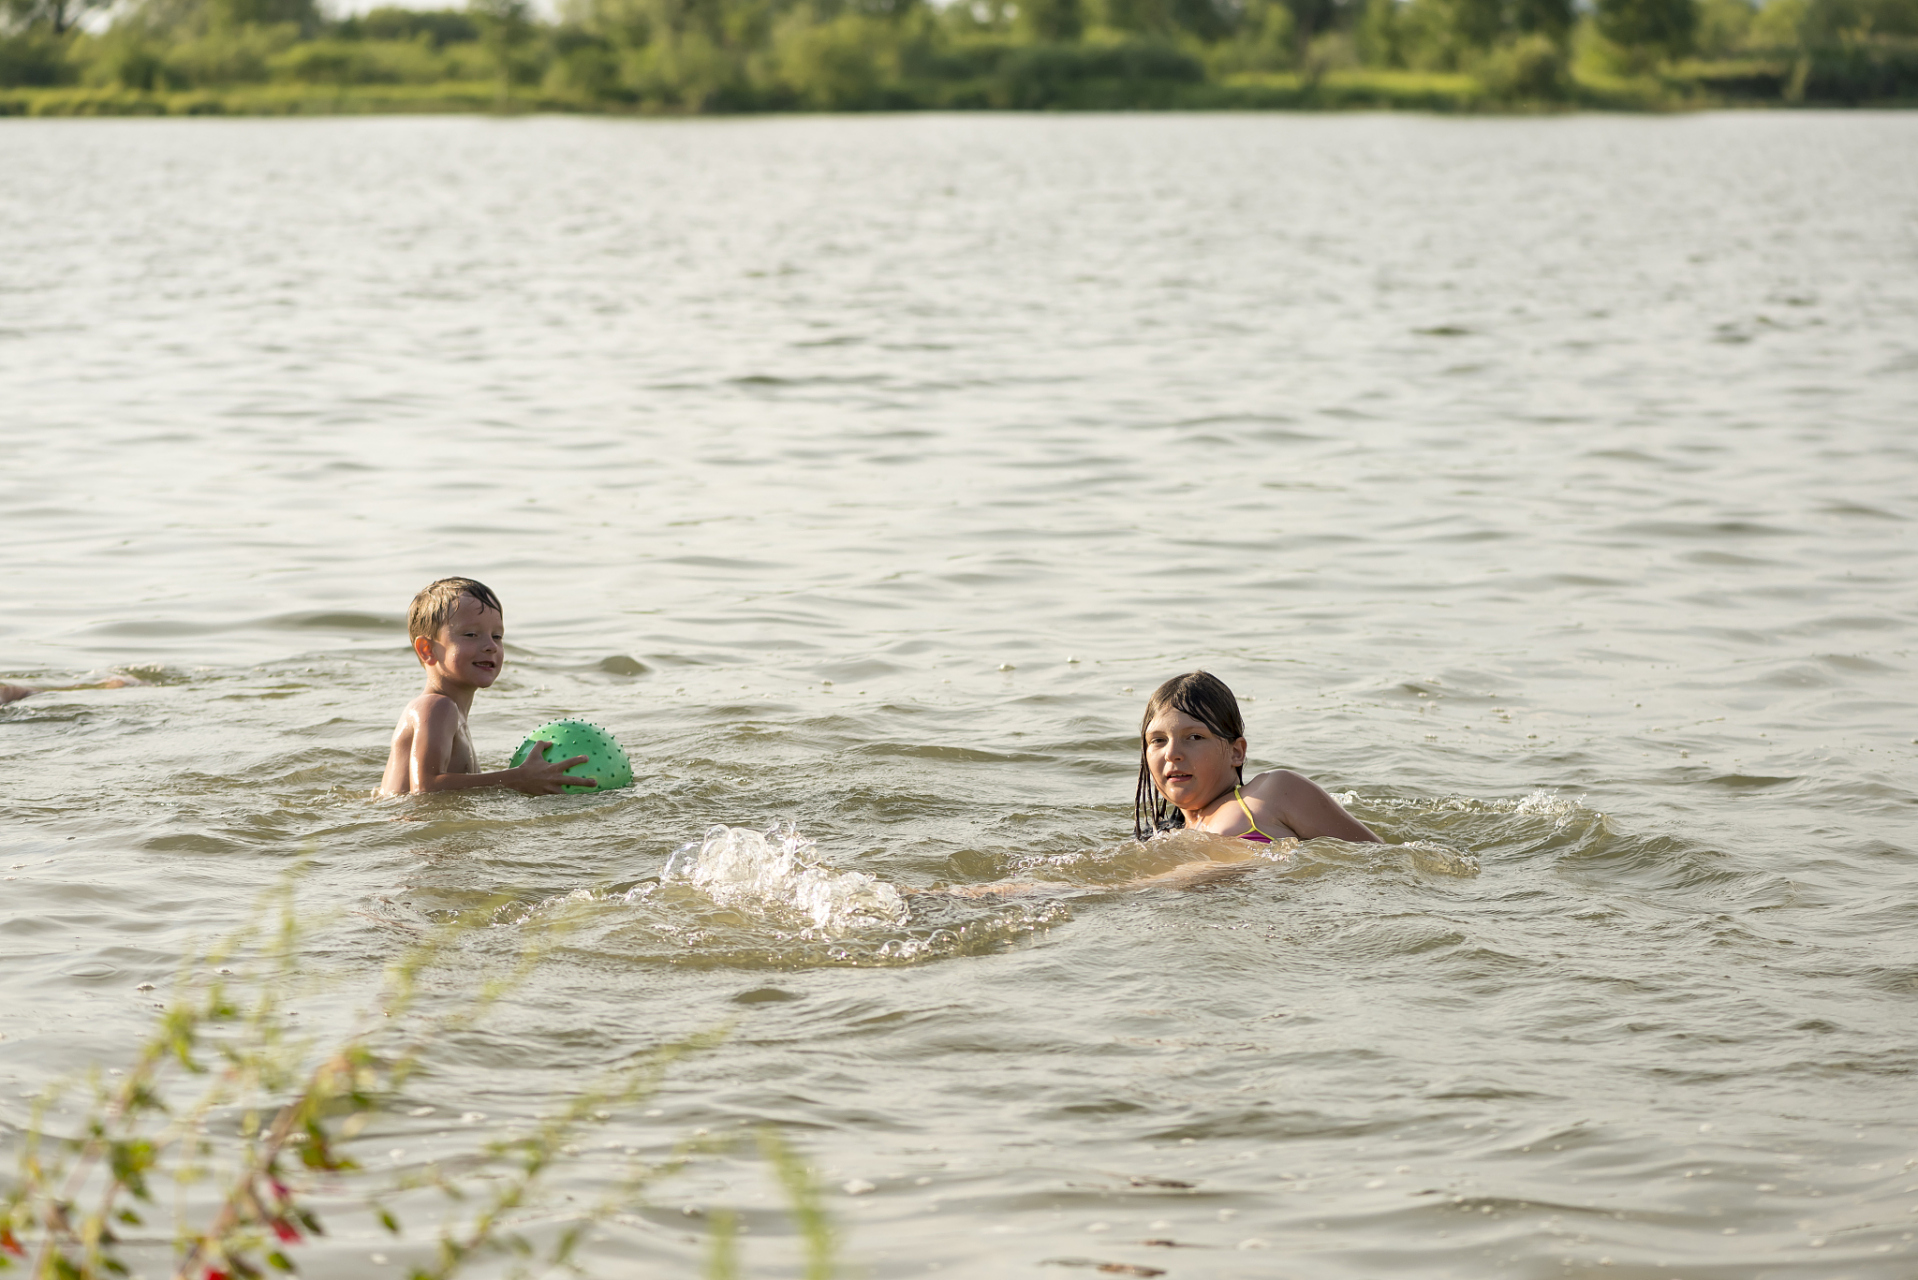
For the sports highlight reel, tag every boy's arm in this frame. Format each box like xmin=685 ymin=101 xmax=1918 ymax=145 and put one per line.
xmin=1251 ymin=770 xmax=1381 ymax=843
xmin=408 ymin=700 xmax=595 ymax=796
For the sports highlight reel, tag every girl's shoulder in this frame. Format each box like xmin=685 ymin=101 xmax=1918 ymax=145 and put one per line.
xmin=1242 ymin=768 xmax=1314 ymax=800
xmin=1243 ymin=768 xmax=1380 ymax=843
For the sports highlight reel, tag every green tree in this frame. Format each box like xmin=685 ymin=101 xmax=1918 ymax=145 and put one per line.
xmin=1015 ymin=0 xmax=1082 ymax=41
xmin=470 ymin=0 xmax=532 ymax=97
xmin=1282 ymin=0 xmax=1347 ymax=53
xmin=2 ymin=0 xmax=106 ymax=34
xmin=1446 ymin=0 xmax=1572 ymax=51
xmin=0 ymin=28 xmax=66 ymax=84
xmin=1596 ymin=0 xmax=1697 ymax=60
xmin=773 ymin=8 xmax=894 ymax=105
xmin=1212 ymin=0 xmax=1295 ymax=68
xmin=206 ymin=0 xmax=317 ymax=31
xmin=543 ymin=23 xmax=620 ymax=98
xmin=1091 ymin=0 xmax=1228 ymax=39
xmin=1692 ymin=0 xmax=1753 ymax=54
xmin=1794 ymin=0 xmax=1918 ymax=41
xmin=1354 ymin=0 xmax=1402 ymax=64
xmin=1746 ymin=0 xmax=1804 ymax=44
xmin=1386 ymin=0 xmax=1464 ymax=68
xmin=347 ymin=5 xmax=481 ymax=45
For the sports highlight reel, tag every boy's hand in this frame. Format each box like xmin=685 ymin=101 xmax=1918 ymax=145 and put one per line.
xmin=510 ymin=741 xmax=598 ymax=795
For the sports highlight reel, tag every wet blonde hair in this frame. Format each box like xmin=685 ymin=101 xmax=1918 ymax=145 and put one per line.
xmin=407 ymin=577 xmax=503 ymax=652
xmin=1133 ymin=671 xmax=1246 ymax=842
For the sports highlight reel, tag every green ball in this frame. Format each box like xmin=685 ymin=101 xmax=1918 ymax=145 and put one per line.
xmin=509 ymin=719 xmax=634 ymax=794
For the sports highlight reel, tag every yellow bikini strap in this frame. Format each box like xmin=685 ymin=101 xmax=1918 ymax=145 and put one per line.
xmin=1234 ymin=786 xmax=1277 ymax=841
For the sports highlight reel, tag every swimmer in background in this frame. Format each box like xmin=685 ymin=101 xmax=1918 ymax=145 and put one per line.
xmin=950 ymin=670 xmax=1377 ymax=897
xmin=379 ymin=577 xmax=594 ymax=796
xmin=1 ymin=673 xmax=142 ymax=705
xmin=1134 ymin=670 xmax=1378 ymax=846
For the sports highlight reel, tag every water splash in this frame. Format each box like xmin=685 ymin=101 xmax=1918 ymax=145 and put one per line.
xmin=1513 ymin=788 xmax=1585 ymax=823
xmin=1351 ymin=789 xmax=1613 ymax=870
xmin=656 ymin=823 xmax=910 ymax=935
xmin=1386 ymin=840 xmax=1481 ymax=877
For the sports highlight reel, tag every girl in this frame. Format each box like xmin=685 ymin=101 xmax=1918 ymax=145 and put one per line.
xmin=938 ymin=669 xmax=1380 ymax=899
xmin=1135 ymin=671 xmax=1378 ymax=845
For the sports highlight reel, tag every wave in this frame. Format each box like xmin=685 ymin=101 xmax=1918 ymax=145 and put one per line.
xmin=652 ymin=823 xmax=909 ymax=935
xmin=483 ymin=815 xmax=1489 ymax=970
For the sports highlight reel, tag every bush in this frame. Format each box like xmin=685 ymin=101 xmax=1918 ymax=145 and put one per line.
xmin=1797 ymin=36 xmax=1918 ymax=98
xmin=991 ymin=36 xmax=1201 ymax=104
xmin=1475 ymin=28 xmax=1566 ymax=95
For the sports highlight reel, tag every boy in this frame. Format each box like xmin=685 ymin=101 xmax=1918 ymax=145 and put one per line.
xmin=379 ymin=577 xmax=593 ymax=796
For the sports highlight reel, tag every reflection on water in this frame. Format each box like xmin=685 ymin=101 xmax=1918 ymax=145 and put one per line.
xmin=2 ymin=112 xmax=1917 ymax=1278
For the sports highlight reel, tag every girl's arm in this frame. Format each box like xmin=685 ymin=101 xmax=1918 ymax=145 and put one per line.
xmin=1246 ymin=769 xmax=1381 ymax=842
xmin=2 ymin=675 xmax=140 ymax=705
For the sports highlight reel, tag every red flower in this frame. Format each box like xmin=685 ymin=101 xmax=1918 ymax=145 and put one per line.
xmin=1 ymin=1229 xmax=25 ymax=1258
xmin=206 ymin=1270 xmax=231 ymax=1280
xmin=271 ymin=1219 xmax=302 ymax=1243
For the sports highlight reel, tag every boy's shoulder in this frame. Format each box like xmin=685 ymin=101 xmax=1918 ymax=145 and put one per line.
xmin=397 ymin=690 xmax=465 ymax=725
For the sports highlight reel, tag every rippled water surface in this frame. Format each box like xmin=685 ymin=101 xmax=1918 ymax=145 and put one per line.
xmin=3 ymin=112 xmax=1917 ymax=1278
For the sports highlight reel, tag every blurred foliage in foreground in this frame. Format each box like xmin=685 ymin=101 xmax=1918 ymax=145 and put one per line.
xmin=0 ymin=875 xmax=834 ymax=1280
xmin=1 ymin=0 xmax=1915 ymax=111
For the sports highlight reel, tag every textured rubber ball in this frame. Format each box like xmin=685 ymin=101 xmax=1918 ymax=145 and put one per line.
xmin=509 ymin=719 xmax=634 ymax=794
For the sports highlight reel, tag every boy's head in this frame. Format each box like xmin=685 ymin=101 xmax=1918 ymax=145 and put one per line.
xmin=408 ymin=578 xmax=504 ymax=668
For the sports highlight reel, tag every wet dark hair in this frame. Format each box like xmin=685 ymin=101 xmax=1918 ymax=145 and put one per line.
xmin=1132 ymin=671 xmax=1246 ymax=842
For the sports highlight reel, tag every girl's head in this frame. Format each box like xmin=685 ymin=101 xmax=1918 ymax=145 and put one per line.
xmin=1133 ymin=671 xmax=1247 ymax=841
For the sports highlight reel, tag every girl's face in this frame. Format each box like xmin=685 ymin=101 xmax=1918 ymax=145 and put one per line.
xmin=1144 ymin=706 xmax=1247 ymax=813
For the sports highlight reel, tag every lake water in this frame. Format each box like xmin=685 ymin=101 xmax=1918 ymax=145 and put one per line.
xmin=3 ymin=111 xmax=1917 ymax=1279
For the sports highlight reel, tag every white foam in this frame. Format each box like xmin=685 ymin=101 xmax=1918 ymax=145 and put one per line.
xmin=1395 ymin=840 xmax=1482 ymax=877
xmin=659 ymin=823 xmax=910 ymax=935
xmin=1514 ymin=788 xmax=1579 ymax=817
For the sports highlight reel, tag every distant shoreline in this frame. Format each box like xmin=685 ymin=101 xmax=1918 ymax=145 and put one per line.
xmin=8 ymin=0 xmax=1915 ymax=121
xmin=4 ymin=71 xmax=1914 ymax=117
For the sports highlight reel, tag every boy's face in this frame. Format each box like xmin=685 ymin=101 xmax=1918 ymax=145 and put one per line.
xmin=415 ymin=594 xmax=505 ymax=689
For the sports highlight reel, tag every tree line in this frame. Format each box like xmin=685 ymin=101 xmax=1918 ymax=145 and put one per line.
xmin=3 ymin=0 xmax=1915 ymax=112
